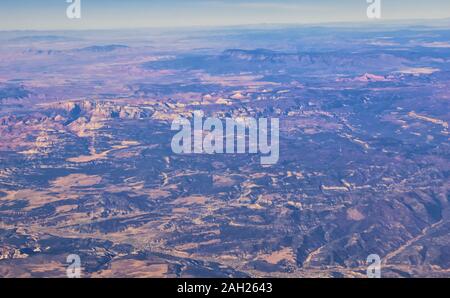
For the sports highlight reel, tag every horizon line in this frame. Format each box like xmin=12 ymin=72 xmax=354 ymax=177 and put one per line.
xmin=1 ymin=17 xmax=450 ymax=33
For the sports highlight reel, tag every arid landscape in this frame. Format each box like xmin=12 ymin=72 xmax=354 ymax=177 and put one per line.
xmin=0 ymin=23 xmax=449 ymax=277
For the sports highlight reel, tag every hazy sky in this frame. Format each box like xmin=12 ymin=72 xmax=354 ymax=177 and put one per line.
xmin=1 ymin=0 xmax=450 ymax=30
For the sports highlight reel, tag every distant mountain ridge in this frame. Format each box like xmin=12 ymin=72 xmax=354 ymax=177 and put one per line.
xmin=143 ymin=47 xmax=408 ymax=75
xmin=10 ymin=35 xmax=75 ymax=42
xmin=76 ymin=44 xmax=129 ymax=53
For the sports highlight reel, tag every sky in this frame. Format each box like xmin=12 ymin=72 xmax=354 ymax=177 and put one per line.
xmin=1 ymin=0 xmax=450 ymax=30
